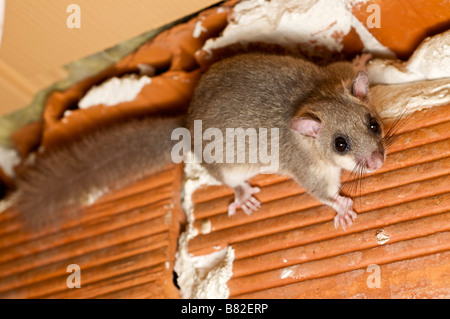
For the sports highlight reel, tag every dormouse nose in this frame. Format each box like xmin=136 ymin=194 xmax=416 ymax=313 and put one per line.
xmin=367 ymin=151 xmax=384 ymax=172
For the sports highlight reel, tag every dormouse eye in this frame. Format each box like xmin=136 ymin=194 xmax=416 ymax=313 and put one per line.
xmin=369 ymin=117 xmax=380 ymax=134
xmin=334 ymin=136 xmax=349 ymax=153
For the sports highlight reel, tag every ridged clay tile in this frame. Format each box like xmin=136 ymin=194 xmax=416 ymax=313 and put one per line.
xmin=0 ymin=165 xmax=183 ymax=298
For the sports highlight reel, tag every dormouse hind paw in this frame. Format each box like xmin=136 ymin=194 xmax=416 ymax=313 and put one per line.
xmin=228 ymin=184 xmax=261 ymax=217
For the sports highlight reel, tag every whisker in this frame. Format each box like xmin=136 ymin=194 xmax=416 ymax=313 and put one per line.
xmin=341 ymin=164 xmax=360 ymax=195
xmin=383 ymin=99 xmax=415 ymax=133
xmin=381 ymin=102 xmax=421 ymax=151
xmin=383 ymin=111 xmax=409 ymax=142
xmin=355 ymin=164 xmax=361 ymax=209
xmin=382 ymin=114 xmax=424 ymax=150
xmin=358 ymin=163 xmax=366 ymax=211
xmin=355 ymin=161 xmax=365 ymax=211
xmin=336 ymin=164 xmax=360 ymax=202
xmin=383 ymin=118 xmax=413 ymax=142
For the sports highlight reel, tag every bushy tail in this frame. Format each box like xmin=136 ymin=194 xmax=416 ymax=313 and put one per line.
xmin=15 ymin=116 xmax=184 ymax=231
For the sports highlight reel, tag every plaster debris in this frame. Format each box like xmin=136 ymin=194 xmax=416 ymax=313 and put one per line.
xmin=350 ymin=0 xmax=370 ymax=6
xmin=174 ymin=152 xmax=234 ymax=299
xmin=180 ymin=152 xmax=221 ymax=220
xmin=372 ymin=78 xmax=450 ymax=119
xmin=202 ymin=0 xmax=393 ymax=56
xmin=376 ymin=229 xmax=390 ymax=245
xmin=63 ymin=110 xmax=73 ymax=117
xmin=0 ymin=146 xmax=20 ymax=178
xmin=78 ymin=74 xmax=151 ymax=109
xmin=175 ymin=235 xmax=235 ymax=299
xmin=190 ymin=247 xmax=235 ymax=299
xmin=280 ymin=268 xmax=294 ymax=279
xmin=201 ymin=219 xmax=212 ymax=234
xmin=193 ymin=20 xmax=208 ymax=38
xmin=217 ymin=6 xmax=227 ymax=14
xmin=368 ymin=29 xmax=450 ymax=84
xmin=368 ymin=29 xmax=450 ymax=118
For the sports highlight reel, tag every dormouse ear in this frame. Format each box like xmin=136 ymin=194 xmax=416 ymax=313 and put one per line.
xmin=290 ymin=117 xmax=322 ymax=138
xmin=352 ymin=70 xmax=369 ymax=100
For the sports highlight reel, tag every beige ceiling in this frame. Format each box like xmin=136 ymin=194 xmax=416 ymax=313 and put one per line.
xmin=0 ymin=0 xmax=219 ymax=117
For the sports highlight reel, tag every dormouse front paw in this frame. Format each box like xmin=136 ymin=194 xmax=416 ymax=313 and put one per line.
xmin=332 ymin=195 xmax=357 ymax=230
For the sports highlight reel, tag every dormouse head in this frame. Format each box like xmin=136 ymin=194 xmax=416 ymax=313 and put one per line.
xmin=290 ymin=71 xmax=385 ymax=173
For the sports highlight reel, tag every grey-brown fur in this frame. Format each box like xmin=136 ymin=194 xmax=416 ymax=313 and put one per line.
xmin=187 ymin=53 xmax=319 ymax=178
xmin=187 ymin=52 xmax=385 ymax=228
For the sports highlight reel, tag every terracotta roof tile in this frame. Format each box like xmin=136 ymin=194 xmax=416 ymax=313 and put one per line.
xmin=236 ymin=238 xmax=450 ymax=298
xmin=0 ymin=165 xmax=183 ymax=298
